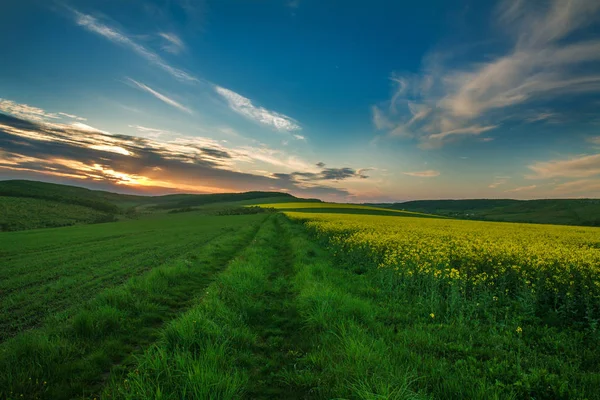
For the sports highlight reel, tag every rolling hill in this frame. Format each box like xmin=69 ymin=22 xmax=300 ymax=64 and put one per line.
xmin=374 ymin=198 xmax=600 ymax=226
xmin=0 ymin=180 xmax=319 ymax=231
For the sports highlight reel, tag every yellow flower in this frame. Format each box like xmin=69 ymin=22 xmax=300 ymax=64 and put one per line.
xmin=430 ymin=313 xmax=435 ymax=319
xmin=516 ymin=326 xmax=523 ymax=334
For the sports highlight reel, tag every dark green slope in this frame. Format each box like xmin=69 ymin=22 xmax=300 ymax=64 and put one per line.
xmin=374 ymin=198 xmax=600 ymax=226
xmin=0 ymin=180 xmax=318 ymax=231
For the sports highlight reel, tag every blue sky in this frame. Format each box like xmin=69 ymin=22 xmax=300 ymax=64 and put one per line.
xmin=1 ymin=0 xmax=600 ymax=201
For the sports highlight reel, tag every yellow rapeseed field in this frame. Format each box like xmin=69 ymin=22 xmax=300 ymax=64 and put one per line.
xmin=287 ymin=212 xmax=600 ymax=324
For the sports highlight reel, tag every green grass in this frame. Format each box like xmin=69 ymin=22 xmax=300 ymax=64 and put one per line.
xmin=0 ymin=179 xmax=319 ymax=230
xmin=257 ymin=201 xmax=442 ymax=218
xmin=103 ymin=215 xmax=311 ymax=399
xmin=0 ymin=212 xmax=265 ymax=340
xmin=0 ymin=196 xmax=115 ymax=231
xmin=2 ymin=191 xmax=599 ymax=399
xmin=377 ymin=198 xmax=600 ymax=227
xmin=0 ymin=213 xmax=266 ymax=399
xmin=286 ymin=213 xmax=600 ymax=399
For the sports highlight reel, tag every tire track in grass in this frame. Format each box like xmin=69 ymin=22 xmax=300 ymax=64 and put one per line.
xmin=245 ymin=215 xmax=314 ymax=399
xmin=104 ymin=214 xmax=314 ymax=399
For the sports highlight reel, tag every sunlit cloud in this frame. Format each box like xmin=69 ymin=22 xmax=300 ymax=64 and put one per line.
xmin=0 ymin=99 xmax=60 ymax=122
xmin=72 ymin=10 xmax=198 ymax=83
xmin=403 ymin=170 xmax=440 ymax=177
xmin=88 ymin=145 xmax=133 ymax=156
xmin=214 ymin=85 xmax=301 ymax=132
xmin=505 ymin=185 xmax=537 ymax=193
xmin=553 ymin=179 xmax=600 ymax=194
xmin=373 ymin=0 xmax=600 ymax=148
xmin=527 ymin=154 xmax=600 ymax=179
xmin=489 ymin=177 xmax=509 ymax=188
xmin=0 ymin=99 xmax=365 ymax=201
xmin=58 ymin=112 xmax=86 ymax=121
xmin=127 ymin=78 xmax=192 ymax=114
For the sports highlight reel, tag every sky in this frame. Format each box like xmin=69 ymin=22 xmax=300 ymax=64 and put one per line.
xmin=1 ymin=0 xmax=600 ymax=202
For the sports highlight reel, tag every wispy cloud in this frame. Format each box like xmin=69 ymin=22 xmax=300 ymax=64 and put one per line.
xmin=214 ymin=85 xmax=301 ymax=132
xmin=127 ymin=78 xmax=192 ymax=114
xmin=554 ymin=179 xmax=600 ymax=194
xmin=505 ymin=185 xmax=537 ymax=193
xmin=371 ymin=106 xmax=393 ymax=130
xmin=72 ymin=10 xmax=198 ymax=83
xmin=527 ymin=154 xmax=600 ymax=179
xmin=403 ymin=170 xmax=440 ymax=177
xmin=588 ymin=136 xmax=600 ymax=146
xmin=373 ymin=0 xmax=600 ymax=149
xmin=0 ymin=99 xmax=61 ymax=122
xmin=489 ymin=177 xmax=509 ymax=188
xmin=58 ymin=112 xmax=87 ymax=121
xmin=158 ymin=32 xmax=186 ymax=54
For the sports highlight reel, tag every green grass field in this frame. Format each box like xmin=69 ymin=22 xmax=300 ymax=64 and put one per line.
xmin=1 ymin=186 xmax=600 ymax=399
xmin=376 ymin=198 xmax=600 ymax=226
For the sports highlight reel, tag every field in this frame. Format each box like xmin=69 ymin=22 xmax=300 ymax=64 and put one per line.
xmin=376 ymin=198 xmax=600 ymax=227
xmin=1 ymin=190 xmax=600 ymax=399
xmin=0 ymin=180 xmax=318 ymax=231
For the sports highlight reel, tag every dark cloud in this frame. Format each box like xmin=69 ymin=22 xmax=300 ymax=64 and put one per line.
xmin=197 ymin=147 xmax=231 ymax=159
xmin=0 ymin=114 xmax=41 ymax=131
xmin=316 ymin=161 xmax=326 ymax=168
xmin=320 ymin=167 xmax=358 ymax=180
xmin=272 ymin=167 xmax=368 ymax=183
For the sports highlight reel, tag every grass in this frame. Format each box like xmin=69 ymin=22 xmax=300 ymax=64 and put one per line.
xmin=0 ymin=196 xmax=115 ymax=231
xmin=285 ymin=211 xmax=600 ymax=399
xmin=0 ymin=213 xmax=266 ymax=399
xmin=2 ymin=185 xmax=599 ymax=399
xmin=103 ymin=214 xmax=311 ymax=399
xmin=257 ymin=201 xmax=441 ymax=218
xmin=0 ymin=213 xmax=264 ymax=340
xmin=0 ymin=179 xmax=319 ymax=230
xmin=377 ymin=198 xmax=600 ymax=227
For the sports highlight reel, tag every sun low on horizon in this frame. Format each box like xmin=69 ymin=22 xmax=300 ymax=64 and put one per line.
xmin=1 ymin=0 xmax=600 ymax=202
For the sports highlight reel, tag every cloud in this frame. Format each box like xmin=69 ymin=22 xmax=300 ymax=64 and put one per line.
xmin=127 ymin=78 xmax=192 ymax=114
xmin=527 ymin=154 xmax=600 ymax=179
xmin=214 ymin=85 xmax=301 ymax=132
xmin=0 ymin=99 xmax=61 ymax=122
xmin=316 ymin=162 xmax=326 ymax=168
xmin=293 ymin=134 xmax=306 ymax=141
xmin=403 ymin=170 xmax=440 ymax=177
xmin=525 ymin=112 xmax=558 ymax=123
xmin=588 ymin=136 xmax=600 ymax=145
xmin=0 ymin=99 xmax=366 ymax=201
xmin=505 ymin=185 xmax=537 ymax=193
xmin=422 ymin=125 xmax=497 ymax=149
xmin=271 ymin=167 xmax=368 ymax=189
xmin=158 ymin=32 xmax=185 ymax=54
xmin=373 ymin=0 xmax=600 ymax=148
xmin=128 ymin=125 xmax=176 ymax=138
xmin=372 ymin=106 xmax=393 ymax=130
xmin=72 ymin=10 xmax=198 ymax=83
xmin=489 ymin=177 xmax=509 ymax=188
xmin=553 ymin=179 xmax=600 ymax=194
xmin=58 ymin=112 xmax=87 ymax=121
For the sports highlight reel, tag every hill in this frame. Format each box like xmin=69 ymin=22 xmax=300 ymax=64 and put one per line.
xmin=0 ymin=180 xmax=318 ymax=231
xmin=373 ymin=198 xmax=600 ymax=226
